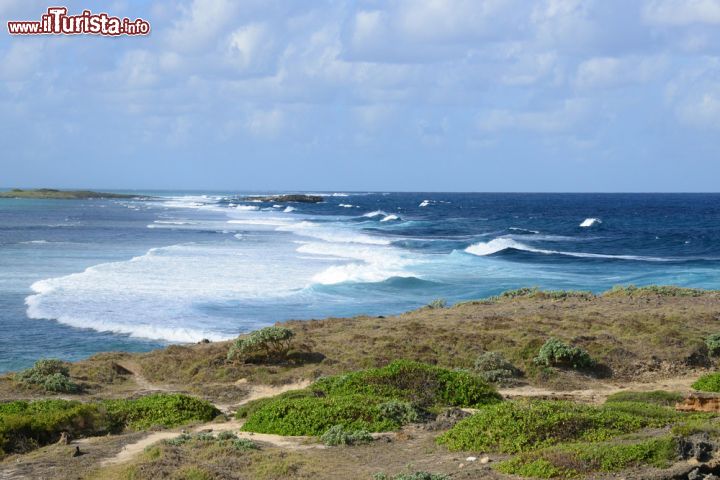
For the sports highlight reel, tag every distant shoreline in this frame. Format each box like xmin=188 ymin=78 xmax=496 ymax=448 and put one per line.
xmin=0 ymin=188 xmax=143 ymax=200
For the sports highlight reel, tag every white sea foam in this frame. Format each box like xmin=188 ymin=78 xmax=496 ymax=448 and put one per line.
xmin=419 ymin=200 xmax=431 ymax=207
xmin=338 ymin=204 xmax=353 ymax=208
xmin=380 ymin=214 xmax=400 ymax=222
xmin=283 ymin=206 xmax=296 ymax=213
xmin=235 ymin=205 xmax=259 ymax=211
xmin=296 ymin=242 xmax=415 ymax=285
xmin=21 ymin=240 xmax=49 ymax=244
xmin=580 ymin=218 xmax=602 ymax=227
xmin=363 ymin=210 xmax=386 ymax=218
xmin=465 ymin=236 xmax=667 ymax=262
xmin=277 ymin=221 xmax=391 ymax=245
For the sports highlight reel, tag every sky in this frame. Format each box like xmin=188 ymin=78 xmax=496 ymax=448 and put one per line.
xmin=1 ymin=0 xmax=720 ymax=192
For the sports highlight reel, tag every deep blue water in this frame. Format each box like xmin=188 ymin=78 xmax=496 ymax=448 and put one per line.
xmin=1 ymin=192 xmax=719 ymax=372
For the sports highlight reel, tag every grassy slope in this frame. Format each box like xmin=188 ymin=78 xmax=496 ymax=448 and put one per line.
xmin=124 ymin=287 xmax=720 ymax=394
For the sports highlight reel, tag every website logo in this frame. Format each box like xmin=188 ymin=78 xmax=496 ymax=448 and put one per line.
xmin=7 ymin=7 xmax=150 ymax=36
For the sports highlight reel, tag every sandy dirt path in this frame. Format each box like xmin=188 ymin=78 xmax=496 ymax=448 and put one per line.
xmin=101 ymin=379 xmax=312 ymax=465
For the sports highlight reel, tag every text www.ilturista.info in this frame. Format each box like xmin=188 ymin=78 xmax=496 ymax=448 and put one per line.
xmin=7 ymin=7 xmax=150 ymax=36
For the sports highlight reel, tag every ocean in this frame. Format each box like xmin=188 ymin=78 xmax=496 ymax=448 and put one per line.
xmin=1 ymin=192 xmax=719 ymax=373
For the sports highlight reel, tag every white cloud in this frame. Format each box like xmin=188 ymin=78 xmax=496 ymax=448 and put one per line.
xmin=0 ymin=41 xmax=43 ymax=81
xmin=643 ymin=0 xmax=720 ymax=26
xmin=575 ymin=55 xmax=666 ymax=89
xmin=246 ymin=108 xmax=284 ymax=137
xmin=227 ymin=23 xmax=275 ymax=73
xmin=477 ymin=99 xmax=590 ymax=133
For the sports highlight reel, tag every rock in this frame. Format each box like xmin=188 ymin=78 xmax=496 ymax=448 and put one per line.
xmin=676 ymin=394 xmax=720 ymax=413
xmin=56 ymin=432 xmax=69 ymax=445
xmin=479 ymin=456 xmax=490 ymax=464
xmin=688 ymin=468 xmax=702 ymax=480
xmin=72 ymin=446 xmax=83 ymax=457
xmin=243 ymin=194 xmax=323 ymax=204
xmin=677 ymin=434 xmax=714 ymax=462
xmin=466 ymin=456 xmax=477 ymax=462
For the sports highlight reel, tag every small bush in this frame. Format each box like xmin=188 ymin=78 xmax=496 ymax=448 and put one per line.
xmin=311 ymin=360 xmax=501 ymax=409
xmin=474 ymin=352 xmax=521 ymax=384
xmin=427 ymin=298 xmax=447 ymax=309
xmin=378 ymin=400 xmax=418 ymax=424
xmin=706 ymin=334 xmax=720 ymax=357
xmin=605 ymin=390 xmax=684 ymax=407
xmin=241 ymin=394 xmax=397 ymax=436
xmin=437 ymin=400 xmax=681 ymax=453
xmin=373 ymin=473 xmax=449 ymax=480
xmin=103 ymin=393 xmax=219 ymax=430
xmin=240 ymin=361 xmax=499 ymax=436
xmin=15 ymin=359 xmax=79 ymax=393
xmin=497 ymin=437 xmax=677 ymax=478
xmin=227 ymin=326 xmax=295 ymax=363
xmin=692 ymin=372 xmax=720 ymax=392
xmin=603 ymin=285 xmax=707 ymax=298
xmin=321 ymin=425 xmax=373 ymax=446
xmin=165 ymin=431 xmax=259 ymax=451
xmin=0 ymin=399 xmax=118 ymax=456
xmin=534 ymin=338 xmax=595 ymax=369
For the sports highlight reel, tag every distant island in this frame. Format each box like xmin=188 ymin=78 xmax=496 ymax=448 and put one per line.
xmin=0 ymin=188 xmax=140 ymax=200
xmin=243 ymin=194 xmax=324 ymax=203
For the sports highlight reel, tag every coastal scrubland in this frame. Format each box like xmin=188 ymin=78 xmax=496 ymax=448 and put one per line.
xmin=0 ymin=188 xmax=138 ymax=199
xmin=3 ymin=285 xmax=720 ymax=479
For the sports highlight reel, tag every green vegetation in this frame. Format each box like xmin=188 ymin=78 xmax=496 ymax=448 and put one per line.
xmin=474 ymin=351 xmax=521 ymax=384
xmin=692 ymin=372 xmax=720 ymax=392
xmin=239 ymin=360 xmax=500 ymax=436
xmin=320 ymin=425 xmax=373 ymax=446
xmin=437 ymin=400 xmax=682 ymax=453
xmin=0 ymin=399 xmax=116 ymax=456
xmin=15 ymin=359 xmax=80 ymax=393
xmin=0 ymin=394 xmax=218 ymax=457
xmin=0 ymin=188 xmax=136 ymax=199
xmin=426 ymin=298 xmax=447 ymax=309
xmin=373 ymin=473 xmax=449 ymax=480
xmin=103 ymin=393 xmax=219 ymax=430
xmin=496 ymin=436 xmax=677 ymax=478
xmin=227 ymin=326 xmax=295 ymax=363
xmin=534 ymin=338 xmax=595 ymax=369
xmin=605 ymin=390 xmax=684 ymax=407
xmin=310 ymin=360 xmax=501 ymax=408
xmin=603 ymin=284 xmax=708 ymax=297
xmin=377 ymin=400 xmax=418 ymax=424
xmin=165 ymin=431 xmax=259 ymax=451
xmin=706 ymin=333 xmax=720 ymax=356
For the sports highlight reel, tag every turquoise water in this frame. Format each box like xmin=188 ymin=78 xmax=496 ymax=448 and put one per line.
xmin=2 ymin=192 xmax=720 ymax=372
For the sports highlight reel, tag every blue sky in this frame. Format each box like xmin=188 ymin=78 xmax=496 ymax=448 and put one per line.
xmin=1 ymin=0 xmax=719 ymax=192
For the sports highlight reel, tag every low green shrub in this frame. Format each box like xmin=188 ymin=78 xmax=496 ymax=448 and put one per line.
xmin=373 ymin=473 xmax=449 ymax=480
xmin=534 ymin=338 xmax=595 ymax=369
xmin=603 ymin=285 xmax=707 ymax=297
xmin=0 ymin=399 xmax=117 ymax=456
xmin=378 ymin=400 xmax=418 ymax=424
xmin=496 ymin=436 xmax=677 ymax=478
xmin=241 ymin=394 xmax=397 ymax=436
xmin=321 ymin=425 xmax=373 ymax=446
xmin=437 ymin=400 xmax=681 ymax=453
xmin=164 ymin=431 xmax=259 ymax=451
xmin=311 ymin=360 xmax=501 ymax=408
xmin=15 ymin=359 xmax=79 ymax=393
xmin=692 ymin=372 xmax=720 ymax=392
xmin=706 ymin=334 xmax=720 ymax=357
xmin=0 ymin=394 xmax=217 ymax=457
xmin=427 ymin=298 xmax=447 ymax=309
xmin=474 ymin=351 xmax=521 ymax=384
xmin=240 ymin=361 xmax=499 ymax=436
xmin=103 ymin=393 xmax=219 ymax=430
xmin=605 ymin=390 xmax=684 ymax=407
xmin=227 ymin=326 xmax=295 ymax=363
